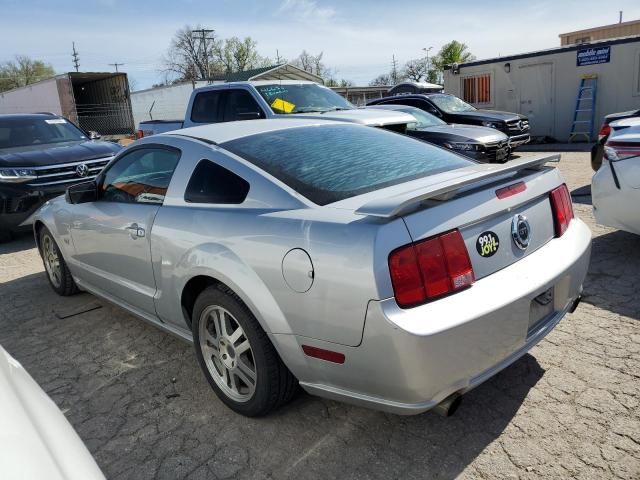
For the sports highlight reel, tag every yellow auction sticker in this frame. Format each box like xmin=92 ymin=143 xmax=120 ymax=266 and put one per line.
xmin=476 ymin=231 xmax=500 ymax=258
xmin=271 ymin=98 xmax=296 ymax=113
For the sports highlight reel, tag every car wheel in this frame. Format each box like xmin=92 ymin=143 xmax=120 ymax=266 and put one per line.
xmin=39 ymin=227 xmax=78 ymax=296
xmin=192 ymin=285 xmax=297 ymax=416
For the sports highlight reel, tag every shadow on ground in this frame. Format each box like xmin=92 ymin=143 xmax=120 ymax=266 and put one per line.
xmin=571 ymin=185 xmax=592 ymax=205
xmin=581 ymin=229 xmax=640 ymax=321
xmin=0 ymin=231 xmax=36 ymax=255
xmin=0 ymin=271 xmax=545 ymax=480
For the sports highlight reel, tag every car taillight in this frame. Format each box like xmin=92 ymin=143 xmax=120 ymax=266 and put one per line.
xmin=549 ymin=184 xmax=574 ymax=237
xmin=604 ymin=142 xmax=640 ymax=162
xmin=136 ymin=129 xmax=144 ymax=139
xmin=597 ymin=123 xmax=611 ymax=142
xmin=389 ymin=229 xmax=474 ymax=308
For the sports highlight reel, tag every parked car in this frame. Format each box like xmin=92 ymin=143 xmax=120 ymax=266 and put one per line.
xmin=590 ymin=109 xmax=640 ymax=171
xmin=0 ymin=345 xmax=105 ymax=479
xmin=137 ymin=80 xmax=414 ymax=137
xmin=367 ymin=93 xmax=530 ymax=150
xmin=592 ymin=117 xmax=640 ymax=235
xmin=35 ymin=119 xmax=590 ymax=417
xmin=367 ymin=104 xmax=510 ymax=162
xmin=387 ymin=80 xmax=444 ymax=96
xmin=0 ymin=113 xmax=121 ymax=241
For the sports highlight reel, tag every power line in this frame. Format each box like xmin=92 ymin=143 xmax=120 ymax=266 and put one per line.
xmin=108 ymin=62 xmax=125 ymax=72
xmin=71 ymin=42 xmax=80 ymax=72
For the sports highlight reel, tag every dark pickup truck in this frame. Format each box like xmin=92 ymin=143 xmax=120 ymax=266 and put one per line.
xmin=367 ymin=93 xmax=530 ymax=150
xmin=0 ymin=113 xmax=121 ymax=241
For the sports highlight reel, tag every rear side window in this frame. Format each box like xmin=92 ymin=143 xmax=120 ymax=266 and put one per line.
xmin=220 ymin=124 xmax=471 ymax=205
xmin=191 ymin=91 xmax=223 ymax=123
xmin=184 ymin=160 xmax=250 ymax=204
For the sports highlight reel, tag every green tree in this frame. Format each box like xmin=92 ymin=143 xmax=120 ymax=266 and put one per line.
xmin=431 ymin=41 xmax=475 ymax=74
xmin=214 ymin=37 xmax=271 ymax=74
xmin=0 ymin=55 xmax=55 ymax=92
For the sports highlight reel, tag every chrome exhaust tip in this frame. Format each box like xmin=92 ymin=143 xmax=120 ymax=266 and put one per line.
xmin=432 ymin=393 xmax=462 ymax=417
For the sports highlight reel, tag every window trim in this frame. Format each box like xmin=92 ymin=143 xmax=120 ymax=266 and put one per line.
xmin=183 ymin=158 xmax=251 ymax=205
xmin=96 ymin=143 xmax=182 ymax=205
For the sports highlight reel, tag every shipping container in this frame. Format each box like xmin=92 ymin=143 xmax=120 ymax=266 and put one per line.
xmin=0 ymin=72 xmax=135 ymax=138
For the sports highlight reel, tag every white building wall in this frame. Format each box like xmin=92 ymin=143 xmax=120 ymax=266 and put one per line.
xmin=444 ymin=39 xmax=640 ymax=141
xmin=0 ymin=77 xmax=63 ymax=115
xmin=131 ymin=81 xmax=209 ymax=127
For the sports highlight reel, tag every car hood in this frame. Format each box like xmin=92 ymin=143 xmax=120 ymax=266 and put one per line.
xmin=0 ymin=346 xmax=105 ymax=480
xmin=419 ymin=124 xmax=508 ymax=143
xmin=0 ymin=140 xmax=121 ymax=167
xmin=444 ymin=110 xmax=527 ymax=122
xmin=292 ymin=108 xmax=415 ymax=126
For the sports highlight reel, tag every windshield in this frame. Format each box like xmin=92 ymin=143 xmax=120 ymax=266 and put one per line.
xmin=396 ymin=107 xmax=446 ymax=129
xmin=0 ymin=117 xmax=87 ymax=149
xmin=221 ymin=124 xmax=472 ymax=205
xmin=256 ymin=83 xmax=354 ymax=114
xmin=428 ymin=94 xmax=476 ymax=113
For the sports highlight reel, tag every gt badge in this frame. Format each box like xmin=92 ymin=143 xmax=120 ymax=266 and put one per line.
xmin=476 ymin=231 xmax=500 ymax=257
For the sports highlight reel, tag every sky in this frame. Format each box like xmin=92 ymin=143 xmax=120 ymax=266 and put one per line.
xmin=1 ymin=0 xmax=640 ymax=90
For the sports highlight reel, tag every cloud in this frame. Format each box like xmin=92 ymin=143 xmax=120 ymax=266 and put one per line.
xmin=276 ymin=0 xmax=336 ymax=21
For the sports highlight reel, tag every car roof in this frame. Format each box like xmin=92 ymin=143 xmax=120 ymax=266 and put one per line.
xmin=165 ymin=118 xmax=351 ymax=144
xmin=368 ymin=93 xmax=448 ymax=104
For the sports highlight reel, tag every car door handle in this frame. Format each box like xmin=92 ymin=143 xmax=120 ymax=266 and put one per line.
xmin=125 ymin=223 xmax=145 ymax=239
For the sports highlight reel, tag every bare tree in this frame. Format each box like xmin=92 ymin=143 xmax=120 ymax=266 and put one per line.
xmin=369 ymin=73 xmax=392 ymax=86
xmin=162 ymin=25 xmax=220 ymax=81
xmin=0 ymin=55 xmax=55 ymax=92
xmin=402 ymin=59 xmax=427 ymax=82
xmin=292 ymin=50 xmax=331 ymax=78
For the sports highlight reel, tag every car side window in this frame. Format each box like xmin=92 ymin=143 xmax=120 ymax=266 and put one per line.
xmin=223 ymin=90 xmax=265 ymax=121
xmin=191 ymin=91 xmax=224 ymax=123
xmin=100 ymin=147 xmax=181 ymax=205
xmin=184 ymin=160 xmax=250 ymax=204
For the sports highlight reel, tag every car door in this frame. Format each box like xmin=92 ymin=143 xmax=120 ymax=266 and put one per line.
xmin=68 ymin=145 xmax=181 ymax=315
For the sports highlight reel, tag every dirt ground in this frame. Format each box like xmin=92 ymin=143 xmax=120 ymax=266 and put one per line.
xmin=0 ymin=151 xmax=638 ymax=479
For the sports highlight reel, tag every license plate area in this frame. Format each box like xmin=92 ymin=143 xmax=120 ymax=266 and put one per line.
xmin=527 ymin=287 xmax=555 ymax=335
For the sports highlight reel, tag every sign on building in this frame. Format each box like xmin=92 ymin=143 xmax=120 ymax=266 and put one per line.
xmin=576 ymin=46 xmax=611 ymax=66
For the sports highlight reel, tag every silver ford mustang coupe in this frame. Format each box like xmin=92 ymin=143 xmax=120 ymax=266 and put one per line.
xmin=34 ymin=119 xmax=591 ymax=417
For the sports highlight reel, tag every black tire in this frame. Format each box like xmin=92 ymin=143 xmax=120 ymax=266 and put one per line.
xmin=192 ymin=285 xmax=297 ymax=416
xmin=39 ymin=227 xmax=78 ymax=296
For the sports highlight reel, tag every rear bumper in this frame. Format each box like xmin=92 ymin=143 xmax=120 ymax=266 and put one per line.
xmin=285 ymin=218 xmax=591 ymax=414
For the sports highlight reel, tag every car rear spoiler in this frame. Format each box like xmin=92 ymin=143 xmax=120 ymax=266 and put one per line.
xmin=355 ymin=154 xmax=560 ymax=218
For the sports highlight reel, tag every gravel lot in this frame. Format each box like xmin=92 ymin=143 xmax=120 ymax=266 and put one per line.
xmin=1 ymin=151 xmax=638 ymax=479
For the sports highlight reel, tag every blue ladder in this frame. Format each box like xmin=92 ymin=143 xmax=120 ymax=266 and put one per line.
xmin=569 ymin=75 xmax=598 ymax=142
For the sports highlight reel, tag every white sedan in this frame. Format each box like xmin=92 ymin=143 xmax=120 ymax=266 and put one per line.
xmin=0 ymin=345 xmax=104 ymax=479
xmin=592 ymin=117 xmax=640 ymax=235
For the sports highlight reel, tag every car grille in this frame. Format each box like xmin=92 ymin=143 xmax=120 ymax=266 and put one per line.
xmin=505 ymin=119 xmax=530 ymax=135
xmin=483 ymin=140 xmax=509 ymax=162
xmin=26 ymin=156 xmax=113 ymax=187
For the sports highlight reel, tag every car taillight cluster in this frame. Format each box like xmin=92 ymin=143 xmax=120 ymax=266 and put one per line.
xmin=598 ymin=123 xmax=611 ymax=141
xmin=389 ymin=230 xmax=474 ymax=308
xmin=549 ymin=184 xmax=574 ymax=237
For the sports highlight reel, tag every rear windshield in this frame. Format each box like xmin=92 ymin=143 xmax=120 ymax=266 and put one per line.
xmin=220 ymin=124 xmax=472 ymax=205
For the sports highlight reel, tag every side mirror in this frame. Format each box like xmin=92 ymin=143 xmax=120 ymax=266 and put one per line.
xmin=88 ymin=131 xmax=101 ymax=140
xmin=66 ymin=181 xmax=98 ymax=204
xmin=236 ymin=112 xmax=263 ymax=120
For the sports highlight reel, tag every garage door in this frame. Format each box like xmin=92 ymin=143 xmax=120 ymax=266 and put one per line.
xmin=518 ymin=63 xmax=554 ymax=137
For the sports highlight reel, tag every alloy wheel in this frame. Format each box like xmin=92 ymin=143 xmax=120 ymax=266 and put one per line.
xmin=199 ymin=305 xmax=257 ymax=402
xmin=42 ymin=234 xmax=62 ymax=288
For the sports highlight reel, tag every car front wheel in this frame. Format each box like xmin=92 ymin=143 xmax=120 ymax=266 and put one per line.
xmin=192 ymin=285 xmax=297 ymax=416
xmin=39 ymin=227 xmax=78 ymax=296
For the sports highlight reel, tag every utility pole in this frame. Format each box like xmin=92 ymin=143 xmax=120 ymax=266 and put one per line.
xmin=276 ymin=49 xmax=282 ymax=64
xmin=619 ymin=10 xmax=623 ymax=23
xmin=391 ymin=55 xmax=398 ymax=84
xmin=422 ymin=46 xmax=433 ymax=82
xmin=192 ymin=28 xmax=215 ymax=80
xmin=71 ymin=42 xmax=80 ymax=72
xmin=108 ymin=62 xmax=125 ymax=72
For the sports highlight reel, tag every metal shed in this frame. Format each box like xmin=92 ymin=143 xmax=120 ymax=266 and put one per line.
xmin=443 ymin=35 xmax=640 ymax=141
